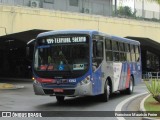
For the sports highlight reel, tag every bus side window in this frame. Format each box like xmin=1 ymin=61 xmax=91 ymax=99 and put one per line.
xmin=113 ymin=52 xmax=119 ymax=61
xmin=126 ymin=44 xmax=131 ymax=62
xmin=105 ymin=39 xmax=113 ymax=61
xmin=92 ymin=40 xmax=104 ymax=69
xmin=135 ymin=45 xmax=140 ymax=62
xmin=112 ymin=41 xmax=119 ymax=61
xmin=112 ymin=41 xmax=118 ymax=51
xmin=106 ymin=51 xmax=113 ymax=61
xmin=93 ymin=40 xmax=103 ymax=58
xmin=130 ymin=45 xmax=136 ymax=62
xmin=105 ymin=39 xmax=112 ymax=50
xmin=96 ymin=42 xmax=103 ymax=57
xmin=93 ymin=41 xmax=97 ymax=58
xmin=119 ymin=42 xmax=126 ymax=61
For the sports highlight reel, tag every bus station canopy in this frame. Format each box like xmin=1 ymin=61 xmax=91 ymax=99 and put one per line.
xmin=126 ymin=37 xmax=160 ymax=56
xmin=0 ymin=29 xmax=48 ymax=49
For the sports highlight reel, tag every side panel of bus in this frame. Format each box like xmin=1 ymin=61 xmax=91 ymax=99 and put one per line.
xmin=104 ymin=37 xmax=141 ymax=92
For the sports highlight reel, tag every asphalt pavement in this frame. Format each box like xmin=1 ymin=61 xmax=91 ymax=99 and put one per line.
xmin=0 ymin=78 xmax=148 ymax=120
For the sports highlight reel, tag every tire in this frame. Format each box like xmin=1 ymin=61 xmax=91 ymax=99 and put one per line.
xmin=56 ymin=96 xmax=65 ymax=103
xmin=125 ymin=76 xmax=134 ymax=94
xmin=100 ymin=80 xmax=110 ymax=102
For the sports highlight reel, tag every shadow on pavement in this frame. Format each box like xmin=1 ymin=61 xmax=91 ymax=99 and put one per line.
xmin=35 ymin=92 xmax=135 ymax=109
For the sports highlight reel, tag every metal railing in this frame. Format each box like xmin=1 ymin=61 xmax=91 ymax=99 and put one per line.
xmin=136 ymin=9 xmax=160 ymax=20
xmin=142 ymin=72 xmax=160 ymax=79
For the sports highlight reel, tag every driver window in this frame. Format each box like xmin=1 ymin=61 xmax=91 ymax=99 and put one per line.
xmin=92 ymin=40 xmax=104 ymax=71
xmin=97 ymin=42 xmax=103 ymax=58
xmin=93 ymin=41 xmax=103 ymax=58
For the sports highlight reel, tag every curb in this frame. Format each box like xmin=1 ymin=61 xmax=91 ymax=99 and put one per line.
xmin=140 ymin=94 xmax=150 ymax=112
xmin=116 ymin=92 xmax=148 ymax=120
xmin=0 ymin=83 xmax=24 ymax=90
xmin=0 ymin=78 xmax=32 ymax=82
xmin=140 ymin=94 xmax=159 ymax=120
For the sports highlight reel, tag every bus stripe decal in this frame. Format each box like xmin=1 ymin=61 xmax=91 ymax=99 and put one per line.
xmin=126 ymin=65 xmax=130 ymax=88
xmin=123 ymin=63 xmax=128 ymax=89
xmin=118 ymin=63 xmax=124 ymax=90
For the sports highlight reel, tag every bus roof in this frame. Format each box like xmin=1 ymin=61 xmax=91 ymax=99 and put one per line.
xmin=37 ymin=30 xmax=140 ymax=45
xmin=110 ymin=36 xmax=140 ymax=45
xmin=37 ymin=30 xmax=99 ymax=37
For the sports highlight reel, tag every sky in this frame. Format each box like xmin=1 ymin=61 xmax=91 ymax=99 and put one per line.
xmin=120 ymin=0 xmax=134 ymax=9
xmin=114 ymin=0 xmax=160 ymax=12
xmin=112 ymin=0 xmax=135 ymax=12
xmin=114 ymin=0 xmax=135 ymax=9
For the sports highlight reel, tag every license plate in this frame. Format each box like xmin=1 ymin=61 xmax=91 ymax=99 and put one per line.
xmin=53 ymin=88 xmax=63 ymax=92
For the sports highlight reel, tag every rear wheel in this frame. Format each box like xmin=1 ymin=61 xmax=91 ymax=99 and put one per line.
xmin=56 ymin=96 xmax=65 ymax=103
xmin=125 ymin=76 xmax=134 ymax=94
xmin=100 ymin=80 xmax=110 ymax=102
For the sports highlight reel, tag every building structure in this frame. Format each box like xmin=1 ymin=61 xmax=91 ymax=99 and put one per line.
xmin=0 ymin=0 xmax=160 ymax=78
xmin=0 ymin=0 xmax=112 ymax=16
xmin=135 ymin=0 xmax=160 ymax=19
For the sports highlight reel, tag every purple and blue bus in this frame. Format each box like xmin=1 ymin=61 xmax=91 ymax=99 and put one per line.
xmin=32 ymin=30 xmax=141 ymax=102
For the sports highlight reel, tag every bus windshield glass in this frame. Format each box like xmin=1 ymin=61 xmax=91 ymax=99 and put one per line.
xmin=34 ymin=35 xmax=89 ymax=78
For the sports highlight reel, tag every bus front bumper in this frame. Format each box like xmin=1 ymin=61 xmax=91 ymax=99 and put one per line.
xmin=33 ymin=81 xmax=93 ymax=96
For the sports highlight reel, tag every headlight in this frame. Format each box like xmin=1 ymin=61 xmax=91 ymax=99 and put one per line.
xmin=80 ymin=76 xmax=90 ymax=85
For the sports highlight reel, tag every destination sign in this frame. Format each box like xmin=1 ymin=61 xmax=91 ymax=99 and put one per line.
xmin=45 ymin=37 xmax=87 ymax=44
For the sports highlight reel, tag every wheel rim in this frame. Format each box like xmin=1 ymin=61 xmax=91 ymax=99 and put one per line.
xmin=105 ymin=81 xmax=110 ymax=97
xmin=129 ymin=79 xmax=133 ymax=92
xmin=107 ymin=85 xmax=110 ymax=96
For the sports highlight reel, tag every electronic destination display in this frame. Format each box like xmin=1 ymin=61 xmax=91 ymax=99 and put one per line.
xmin=38 ymin=36 xmax=88 ymax=45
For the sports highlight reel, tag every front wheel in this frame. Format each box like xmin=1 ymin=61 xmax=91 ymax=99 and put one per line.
xmin=100 ymin=80 xmax=110 ymax=102
xmin=56 ymin=96 xmax=65 ymax=103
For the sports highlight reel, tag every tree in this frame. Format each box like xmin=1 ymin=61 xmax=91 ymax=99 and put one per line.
xmin=153 ymin=0 xmax=160 ymax=4
xmin=116 ymin=6 xmax=136 ymax=17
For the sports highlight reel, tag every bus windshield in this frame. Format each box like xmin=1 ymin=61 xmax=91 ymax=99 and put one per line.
xmin=33 ymin=35 xmax=89 ymax=78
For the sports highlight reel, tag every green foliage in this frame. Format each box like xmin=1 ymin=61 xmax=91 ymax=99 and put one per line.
xmin=145 ymin=80 xmax=160 ymax=96
xmin=154 ymin=0 xmax=160 ymax=4
xmin=116 ymin=6 xmax=136 ymax=17
xmin=145 ymin=80 xmax=160 ymax=103
xmin=144 ymin=95 xmax=160 ymax=111
xmin=143 ymin=0 xmax=160 ymax=4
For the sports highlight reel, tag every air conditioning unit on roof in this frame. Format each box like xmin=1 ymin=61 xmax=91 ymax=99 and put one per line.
xmin=82 ymin=8 xmax=91 ymax=14
xmin=30 ymin=0 xmax=40 ymax=8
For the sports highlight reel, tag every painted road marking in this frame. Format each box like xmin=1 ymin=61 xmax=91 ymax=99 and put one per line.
xmin=115 ymin=92 xmax=148 ymax=120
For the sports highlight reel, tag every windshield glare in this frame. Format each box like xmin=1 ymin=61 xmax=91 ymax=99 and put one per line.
xmin=34 ymin=44 xmax=89 ymax=72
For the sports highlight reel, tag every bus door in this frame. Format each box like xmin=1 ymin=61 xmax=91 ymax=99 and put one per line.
xmin=92 ymin=40 xmax=104 ymax=95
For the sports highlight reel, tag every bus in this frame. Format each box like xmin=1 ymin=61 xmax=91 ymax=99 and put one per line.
xmin=32 ymin=30 xmax=141 ymax=102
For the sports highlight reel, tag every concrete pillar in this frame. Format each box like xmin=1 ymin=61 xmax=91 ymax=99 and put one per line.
xmin=142 ymin=0 xmax=145 ymax=18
